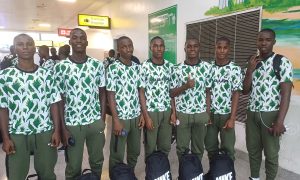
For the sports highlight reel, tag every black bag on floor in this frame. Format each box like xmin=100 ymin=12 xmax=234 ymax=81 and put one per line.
xmin=76 ymin=169 xmax=99 ymax=180
xmin=205 ymin=150 xmax=236 ymax=180
xmin=110 ymin=163 xmax=137 ymax=180
xmin=178 ymin=151 xmax=203 ymax=180
xmin=145 ymin=151 xmax=172 ymax=180
xmin=26 ymin=174 xmax=39 ymax=180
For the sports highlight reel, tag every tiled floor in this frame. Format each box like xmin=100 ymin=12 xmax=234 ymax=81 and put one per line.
xmin=1 ymin=116 xmax=300 ymax=179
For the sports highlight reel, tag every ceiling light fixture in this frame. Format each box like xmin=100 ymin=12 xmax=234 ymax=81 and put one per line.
xmin=38 ymin=23 xmax=51 ymax=27
xmin=0 ymin=26 xmax=4 ymax=29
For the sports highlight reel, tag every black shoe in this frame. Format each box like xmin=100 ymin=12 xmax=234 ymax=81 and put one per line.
xmin=58 ymin=146 xmax=65 ymax=151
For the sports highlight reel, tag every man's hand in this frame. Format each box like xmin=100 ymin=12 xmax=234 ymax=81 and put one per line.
xmin=2 ymin=138 xmax=15 ymax=155
xmin=138 ymin=116 xmax=145 ymax=129
xmin=50 ymin=130 xmax=60 ymax=147
xmin=185 ymin=75 xmax=195 ymax=89
xmin=247 ymin=55 xmax=261 ymax=73
xmin=170 ymin=111 xmax=176 ymax=125
xmin=113 ymin=118 xmax=124 ymax=136
xmin=223 ymin=117 xmax=235 ymax=129
xmin=270 ymin=122 xmax=286 ymax=136
xmin=61 ymin=127 xmax=72 ymax=146
xmin=144 ymin=115 xmax=154 ymax=130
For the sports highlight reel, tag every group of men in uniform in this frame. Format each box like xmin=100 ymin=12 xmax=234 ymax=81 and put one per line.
xmin=0 ymin=27 xmax=293 ymax=180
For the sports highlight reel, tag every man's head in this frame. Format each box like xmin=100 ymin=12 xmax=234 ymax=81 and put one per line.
xmin=117 ymin=36 xmax=133 ymax=60
xmin=184 ymin=38 xmax=200 ymax=60
xmin=50 ymin=47 xmax=57 ymax=56
xmin=38 ymin=45 xmax=49 ymax=59
xmin=257 ymin=28 xmax=276 ymax=55
xmin=215 ymin=36 xmax=230 ymax=61
xmin=69 ymin=28 xmax=88 ymax=54
xmin=150 ymin=36 xmax=165 ymax=60
xmin=13 ymin=34 xmax=36 ymax=61
xmin=9 ymin=45 xmax=15 ymax=55
xmin=108 ymin=49 xmax=115 ymax=58
xmin=58 ymin=45 xmax=71 ymax=60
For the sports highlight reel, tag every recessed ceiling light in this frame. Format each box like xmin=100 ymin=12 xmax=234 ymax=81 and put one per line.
xmin=57 ymin=0 xmax=76 ymax=2
xmin=38 ymin=23 xmax=51 ymax=27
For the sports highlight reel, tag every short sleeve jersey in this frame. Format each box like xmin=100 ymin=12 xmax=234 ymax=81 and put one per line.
xmin=0 ymin=66 xmax=61 ymax=135
xmin=42 ymin=59 xmax=56 ymax=69
xmin=171 ymin=60 xmax=211 ymax=114
xmin=106 ymin=60 xmax=141 ymax=119
xmin=54 ymin=56 xmax=105 ymax=126
xmin=248 ymin=53 xmax=293 ymax=111
xmin=103 ymin=57 xmax=116 ymax=69
xmin=209 ymin=61 xmax=243 ymax=114
xmin=140 ymin=59 xmax=173 ymax=112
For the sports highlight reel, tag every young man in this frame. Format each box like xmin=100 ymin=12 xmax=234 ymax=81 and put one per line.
xmin=50 ymin=47 xmax=60 ymax=61
xmin=106 ymin=36 xmax=144 ymax=174
xmin=139 ymin=36 xmax=175 ymax=158
xmin=39 ymin=45 xmax=56 ymax=69
xmin=54 ymin=28 xmax=106 ymax=179
xmin=103 ymin=49 xmax=116 ymax=69
xmin=205 ymin=37 xmax=242 ymax=161
xmin=243 ymin=29 xmax=293 ymax=180
xmin=170 ymin=38 xmax=211 ymax=161
xmin=0 ymin=34 xmax=61 ymax=180
xmin=0 ymin=45 xmax=18 ymax=70
xmin=58 ymin=45 xmax=70 ymax=61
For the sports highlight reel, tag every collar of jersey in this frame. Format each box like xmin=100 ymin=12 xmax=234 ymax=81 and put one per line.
xmin=149 ymin=58 xmax=165 ymax=66
xmin=214 ymin=60 xmax=231 ymax=67
xmin=184 ymin=59 xmax=201 ymax=66
xmin=69 ymin=56 xmax=89 ymax=64
xmin=117 ymin=59 xmax=133 ymax=67
xmin=15 ymin=64 xmax=39 ymax=73
xmin=261 ymin=52 xmax=275 ymax=62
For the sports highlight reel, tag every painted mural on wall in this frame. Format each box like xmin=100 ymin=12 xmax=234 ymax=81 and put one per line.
xmin=206 ymin=0 xmax=300 ymax=95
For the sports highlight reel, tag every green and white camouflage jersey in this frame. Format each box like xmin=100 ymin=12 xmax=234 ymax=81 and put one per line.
xmin=140 ymin=59 xmax=173 ymax=112
xmin=171 ymin=60 xmax=211 ymax=114
xmin=248 ymin=53 xmax=293 ymax=112
xmin=209 ymin=61 xmax=243 ymax=114
xmin=0 ymin=66 xmax=61 ymax=135
xmin=106 ymin=60 xmax=141 ymax=120
xmin=42 ymin=59 xmax=56 ymax=69
xmin=54 ymin=56 xmax=105 ymax=126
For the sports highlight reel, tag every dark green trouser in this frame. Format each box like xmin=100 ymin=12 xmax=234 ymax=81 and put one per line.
xmin=144 ymin=110 xmax=172 ymax=158
xmin=109 ymin=116 xmax=141 ymax=171
xmin=7 ymin=130 xmax=57 ymax=180
xmin=176 ymin=111 xmax=209 ymax=161
xmin=246 ymin=110 xmax=280 ymax=180
xmin=65 ymin=120 xmax=106 ymax=180
xmin=205 ymin=113 xmax=235 ymax=160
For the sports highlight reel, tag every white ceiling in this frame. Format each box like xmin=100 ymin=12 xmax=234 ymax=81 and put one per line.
xmin=0 ymin=0 xmax=111 ymax=32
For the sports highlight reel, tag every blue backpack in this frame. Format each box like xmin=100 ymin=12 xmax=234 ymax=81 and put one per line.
xmin=145 ymin=151 xmax=172 ymax=180
xmin=178 ymin=151 xmax=203 ymax=180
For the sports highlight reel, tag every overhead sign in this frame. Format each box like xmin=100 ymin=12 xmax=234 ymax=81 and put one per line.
xmin=34 ymin=40 xmax=53 ymax=47
xmin=78 ymin=14 xmax=110 ymax=29
xmin=58 ymin=28 xmax=72 ymax=37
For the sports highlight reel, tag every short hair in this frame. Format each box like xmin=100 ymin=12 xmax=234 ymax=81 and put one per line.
xmin=109 ymin=49 xmax=115 ymax=54
xmin=59 ymin=45 xmax=70 ymax=56
xmin=70 ymin=28 xmax=87 ymax=37
xmin=259 ymin=28 xmax=276 ymax=39
xmin=185 ymin=38 xmax=200 ymax=46
xmin=150 ymin=36 xmax=164 ymax=45
xmin=117 ymin=36 xmax=132 ymax=48
xmin=13 ymin=34 xmax=34 ymax=46
xmin=39 ymin=45 xmax=49 ymax=52
xmin=216 ymin=36 xmax=230 ymax=45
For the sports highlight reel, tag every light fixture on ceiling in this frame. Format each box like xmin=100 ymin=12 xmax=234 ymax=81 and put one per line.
xmin=0 ymin=26 xmax=4 ymax=29
xmin=38 ymin=23 xmax=51 ymax=27
xmin=57 ymin=0 xmax=76 ymax=3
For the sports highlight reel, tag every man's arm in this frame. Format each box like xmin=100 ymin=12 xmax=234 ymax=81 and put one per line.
xmin=272 ymin=82 xmax=292 ymax=136
xmin=50 ymin=102 xmax=61 ymax=147
xmin=206 ymin=88 xmax=212 ymax=124
xmin=58 ymin=95 xmax=71 ymax=146
xmin=170 ymin=98 xmax=176 ymax=125
xmin=0 ymin=108 xmax=15 ymax=154
xmin=223 ymin=91 xmax=240 ymax=129
xmin=170 ymin=75 xmax=195 ymax=98
xmin=139 ymin=88 xmax=152 ymax=130
xmin=243 ymin=55 xmax=260 ymax=95
xmin=99 ymin=87 xmax=106 ymax=122
xmin=107 ymin=90 xmax=123 ymax=135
